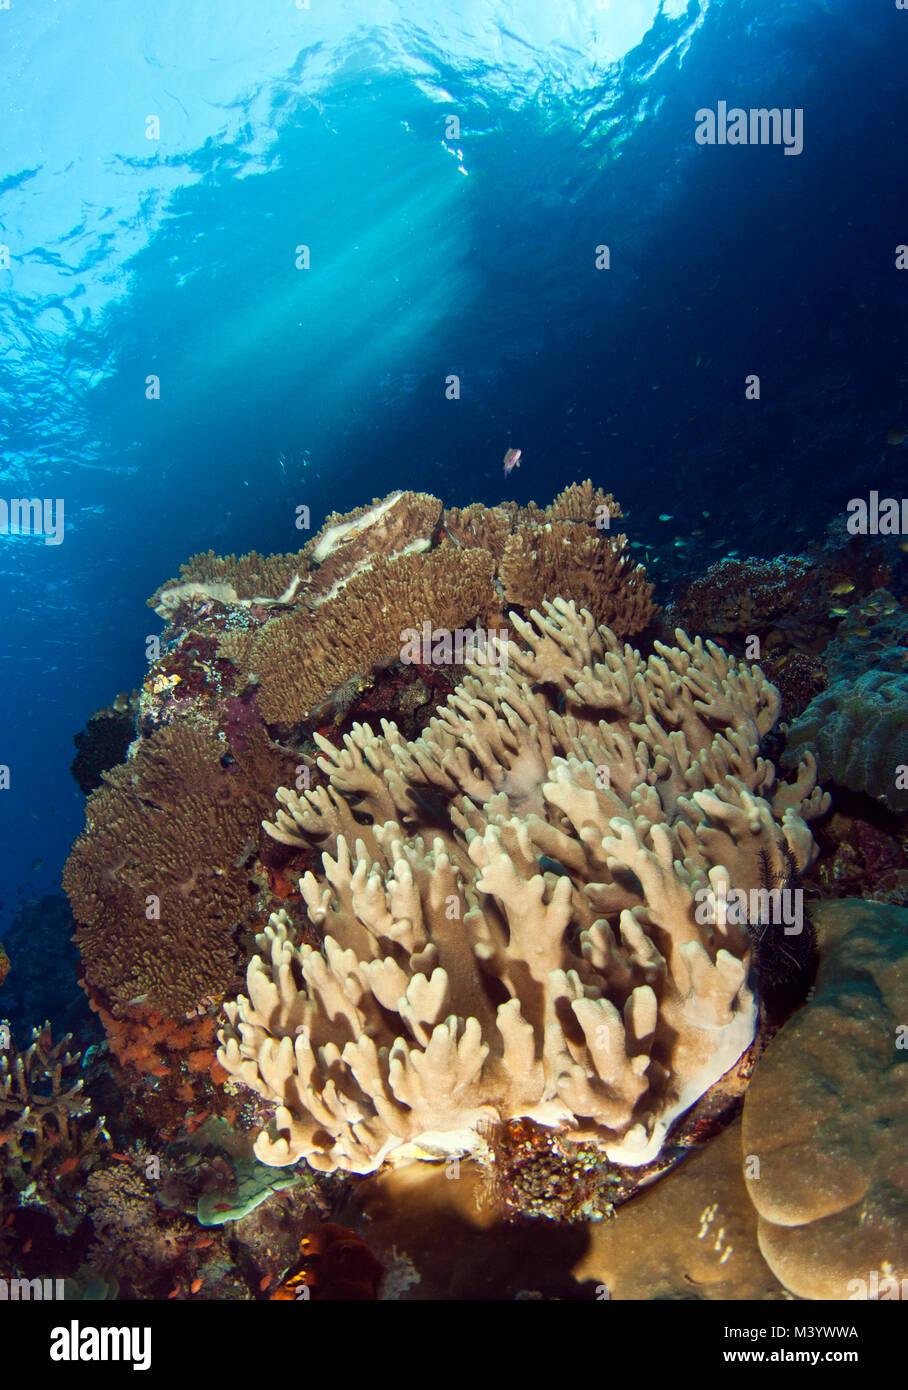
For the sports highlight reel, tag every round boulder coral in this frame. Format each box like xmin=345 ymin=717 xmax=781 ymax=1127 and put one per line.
xmin=742 ymin=898 xmax=908 ymax=1300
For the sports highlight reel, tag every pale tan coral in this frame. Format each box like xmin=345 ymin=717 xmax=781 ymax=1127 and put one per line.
xmin=742 ymin=898 xmax=908 ymax=1300
xmin=220 ymin=600 xmax=823 ymax=1175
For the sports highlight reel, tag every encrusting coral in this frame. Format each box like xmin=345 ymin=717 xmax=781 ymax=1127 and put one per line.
xmin=741 ymin=898 xmax=908 ymax=1300
xmin=219 ymin=598 xmax=827 ymax=1176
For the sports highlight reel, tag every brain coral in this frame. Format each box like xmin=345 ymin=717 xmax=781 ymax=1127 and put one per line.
xmin=219 ymin=599 xmax=825 ymax=1175
xmin=782 ymin=669 xmax=908 ymax=813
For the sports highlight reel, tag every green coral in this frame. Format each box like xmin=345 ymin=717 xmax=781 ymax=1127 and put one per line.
xmin=197 ymin=1156 xmax=310 ymax=1226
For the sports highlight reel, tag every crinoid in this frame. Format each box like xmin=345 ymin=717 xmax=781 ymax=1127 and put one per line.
xmin=747 ymin=847 xmax=818 ymax=1023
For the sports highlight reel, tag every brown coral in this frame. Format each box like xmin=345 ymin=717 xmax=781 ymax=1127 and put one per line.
xmin=443 ymin=502 xmax=517 ymax=561
xmin=673 ymin=555 xmax=836 ymax=650
xmin=64 ymin=720 xmax=296 ymax=1017
xmin=0 ymin=1025 xmax=106 ymax=1189
xmin=302 ymin=490 xmax=443 ymax=607
xmin=149 ymin=548 xmax=308 ymax=616
xmin=444 ymin=481 xmax=652 ymax=638
xmin=499 ymin=522 xmax=655 ymax=636
xmin=250 ymin=547 xmax=497 ymax=723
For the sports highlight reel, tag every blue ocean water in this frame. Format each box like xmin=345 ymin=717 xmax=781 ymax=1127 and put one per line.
xmin=0 ymin=0 xmax=905 ymax=992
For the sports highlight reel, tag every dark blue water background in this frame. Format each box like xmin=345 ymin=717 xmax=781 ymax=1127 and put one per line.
xmin=0 ymin=0 xmax=906 ymax=1020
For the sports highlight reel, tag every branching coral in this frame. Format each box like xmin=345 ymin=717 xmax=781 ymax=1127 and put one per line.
xmin=303 ymin=490 xmax=443 ymax=607
xmin=149 ymin=491 xmax=443 ymax=619
xmin=149 ymin=483 xmax=655 ymax=726
xmin=219 ymin=599 xmax=825 ymax=1176
xmin=498 ymin=522 xmax=654 ymax=636
xmin=0 ymin=1025 xmax=106 ymax=1190
xmin=149 ymin=548 xmax=309 ymax=617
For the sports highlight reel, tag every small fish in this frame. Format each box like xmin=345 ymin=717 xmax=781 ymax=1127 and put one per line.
xmin=658 ymin=514 xmax=673 ymax=522
xmin=30 ymin=858 xmax=43 ymax=871
xmin=852 ymin=626 xmax=872 ymax=637
xmin=829 ymin=606 xmax=849 ymax=617
xmin=885 ymin=426 xmax=907 ymax=446
xmin=503 ymin=447 xmax=521 ymax=476
xmin=828 ymin=580 xmax=854 ymax=597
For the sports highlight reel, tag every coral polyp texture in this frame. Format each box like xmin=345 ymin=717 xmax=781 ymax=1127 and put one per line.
xmin=218 ymin=599 xmax=826 ymax=1176
xmin=64 ymin=721 xmax=295 ymax=1017
xmin=146 ymin=483 xmax=655 ymax=727
xmin=782 ymin=670 xmax=908 ymax=813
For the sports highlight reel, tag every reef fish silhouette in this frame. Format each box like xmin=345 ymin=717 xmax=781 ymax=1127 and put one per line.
xmin=503 ymin=447 xmax=521 ymax=476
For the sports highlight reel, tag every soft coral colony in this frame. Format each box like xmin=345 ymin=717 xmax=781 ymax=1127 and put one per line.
xmin=219 ymin=599 xmax=826 ymax=1174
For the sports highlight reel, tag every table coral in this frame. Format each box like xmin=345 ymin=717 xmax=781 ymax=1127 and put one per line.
xmin=219 ymin=598 xmax=826 ymax=1176
xmin=250 ymin=547 xmax=497 ymax=723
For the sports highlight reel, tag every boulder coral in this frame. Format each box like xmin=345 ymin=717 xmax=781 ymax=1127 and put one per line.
xmin=742 ymin=898 xmax=908 ymax=1300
